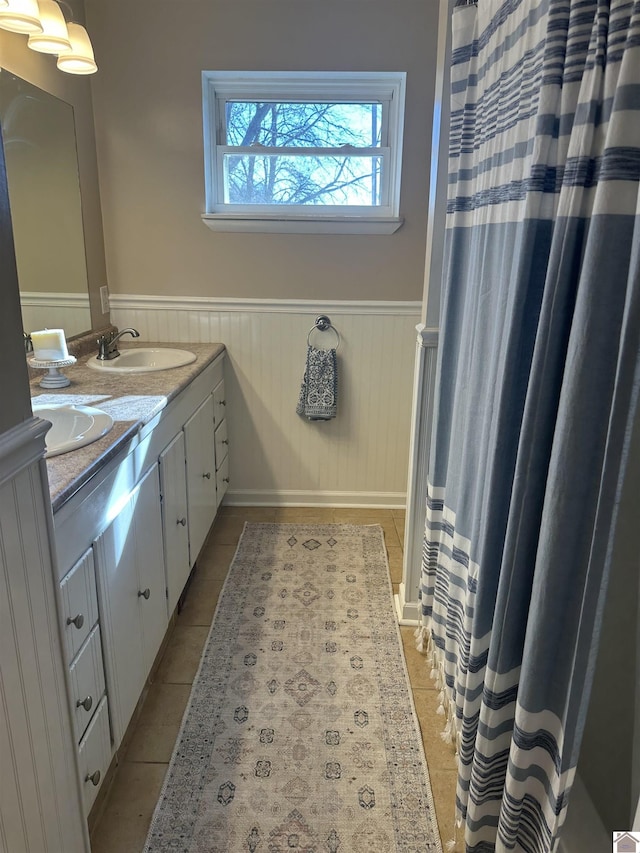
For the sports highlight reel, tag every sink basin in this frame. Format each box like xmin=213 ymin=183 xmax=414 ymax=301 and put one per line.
xmin=86 ymin=347 xmax=197 ymax=374
xmin=33 ymin=403 xmax=114 ymax=458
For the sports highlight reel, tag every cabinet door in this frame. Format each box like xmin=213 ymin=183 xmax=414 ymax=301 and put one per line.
xmin=136 ymin=466 xmax=168 ymax=674
xmin=94 ymin=490 xmax=143 ymax=743
xmin=94 ymin=465 xmax=167 ymax=744
xmin=184 ymin=395 xmax=217 ymax=564
xmin=159 ymin=432 xmax=191 ymax=615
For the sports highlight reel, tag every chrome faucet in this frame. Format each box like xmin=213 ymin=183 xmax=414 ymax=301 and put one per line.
xmin=96 ymin=327 xmax=140 ymax=360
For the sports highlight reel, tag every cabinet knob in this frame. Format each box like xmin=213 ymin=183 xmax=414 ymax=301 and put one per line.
xmin=76 ymin=695 xmax=93 ymax=712
xmin=203 ymin=472 xmax=211 ymax=479
xmin=223 ymin=477 xmax=230 ymax=484
xmin=85 ymin=770 xmax=101 ymax=787
xmin=222 ymin=439 xmax=229 ymax=445
xmin=177 ymin=517 xmax=187 ymax=526
xmin=218 ymin=399 xmax=226 ymax=407
xmin=138 ymin=588 xmax=151 ymax=600
xmin=66 ymin=613 xmax=84 ymax=630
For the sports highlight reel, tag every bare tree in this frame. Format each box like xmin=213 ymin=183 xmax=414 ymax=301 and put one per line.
xmin=225 ymin=101 xmax=381 ymax=206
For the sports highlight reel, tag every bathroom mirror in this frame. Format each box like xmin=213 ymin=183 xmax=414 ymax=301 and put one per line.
xmin=0 ymin=70 xmax=91 ymax=339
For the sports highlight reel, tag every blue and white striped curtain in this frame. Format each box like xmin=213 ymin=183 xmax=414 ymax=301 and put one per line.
xmin=418 ymin=0 xmax=640 ymax=850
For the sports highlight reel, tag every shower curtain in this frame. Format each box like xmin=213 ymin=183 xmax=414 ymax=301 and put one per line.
xmin=418 ymin=0 xmax=640 ymax=850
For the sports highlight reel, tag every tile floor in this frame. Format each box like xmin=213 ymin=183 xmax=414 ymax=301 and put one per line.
xmin=90 ymin=506 xmax=458 ymax=852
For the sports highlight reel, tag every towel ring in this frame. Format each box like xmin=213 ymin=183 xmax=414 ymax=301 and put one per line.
xmin=307 ymin=315 xmax=341 ymax=350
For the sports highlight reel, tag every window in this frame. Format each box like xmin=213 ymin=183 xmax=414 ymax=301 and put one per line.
xmin=202 ymin=71 xmax=406 ymax=234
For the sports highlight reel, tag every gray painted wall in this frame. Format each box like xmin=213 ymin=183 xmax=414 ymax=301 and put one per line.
xmin=579 ymin=403 xmax=640 ymax=830
xmin=85 ymin=0 xmax=436 ymax=303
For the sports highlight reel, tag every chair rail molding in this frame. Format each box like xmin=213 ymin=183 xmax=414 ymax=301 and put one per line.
xmin=395 ymin=324 xmax=439 ymax=625
xmin=0 ymin=416 xmax=49 ymax=487
xmin=109 ymin=293 xmax=422 ymax=316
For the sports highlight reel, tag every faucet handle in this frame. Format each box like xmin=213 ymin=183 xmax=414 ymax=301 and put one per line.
xmin=96 ymin=333 xmax=111 ymax=360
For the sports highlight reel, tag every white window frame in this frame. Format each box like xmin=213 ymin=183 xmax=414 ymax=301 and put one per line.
xmin=201 ymin=71 xmax=406 ymax=234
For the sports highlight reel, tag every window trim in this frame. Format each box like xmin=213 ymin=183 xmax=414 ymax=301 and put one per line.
xmin=201 ymin=71 xmax=406 ymax=234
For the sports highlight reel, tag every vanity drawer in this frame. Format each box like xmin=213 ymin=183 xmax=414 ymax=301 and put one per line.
xmin=60 ymin=548 xmax=98 ymax=664
xmin=78 ymin=695 xmax=111 ymax=815
xmin=216 ymin=454 xmax=229 ymax=507
xmin=214 ymin=418 xmax=228 ymax=469
xmin=69 ymin=624 xmax=106 ymax=743
xmin=213 ymin=379 xmax=226 ymax=426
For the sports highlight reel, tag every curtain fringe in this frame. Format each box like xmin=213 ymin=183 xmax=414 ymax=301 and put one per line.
xmin=414 ymin=625 xmax=428 ymax=652
xmin=415 ymin=626 xmax=462 ymax=753
xmin=416 ymin=623 xmax=463 ymax=847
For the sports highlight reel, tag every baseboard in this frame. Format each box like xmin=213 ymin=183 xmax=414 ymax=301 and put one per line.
xmin=394 ymin=583 xmax=421 ymax=625
xmin=225 ymin=489 xmax=406 ymax=508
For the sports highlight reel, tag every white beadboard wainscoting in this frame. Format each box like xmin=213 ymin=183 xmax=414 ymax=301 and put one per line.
xmin=0 ymin=419 xmax=87 ymax=853
xmin=110 ymin=296 xmax=421 ymax=507
xmin=20 ymin=292 xmax=91 ymax=338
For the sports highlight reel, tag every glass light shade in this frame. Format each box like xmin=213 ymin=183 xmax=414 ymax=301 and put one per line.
xmin=56 ymin=21 xmax=96 ymax=74
xmin=0 ymin=0 xmax=43 ymax=33
xmin=27 ymin=0 xmax=71 ymax=53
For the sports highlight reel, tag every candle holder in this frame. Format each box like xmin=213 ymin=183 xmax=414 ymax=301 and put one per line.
xmin=28 ymin=355 xmax=77 ymax=388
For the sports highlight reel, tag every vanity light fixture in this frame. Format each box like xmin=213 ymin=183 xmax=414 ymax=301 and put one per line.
xmin=0 ymin=0 xmax=96 ymax=74
xmin=27 ymin=0 xmax=70 ymax=53
xmin=56 ymin=20 xmax=96 ymax=74
xmin=0 ymin=0 xmax=43 ymax=33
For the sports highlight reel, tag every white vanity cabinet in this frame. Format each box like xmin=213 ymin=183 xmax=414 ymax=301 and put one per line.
xmin=93 ymin=464 xmax=168 ymax=743
xmin=51 ymin=349 xmax=227 ymax=816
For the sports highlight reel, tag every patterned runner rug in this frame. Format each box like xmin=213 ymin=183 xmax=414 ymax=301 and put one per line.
xmin=144 ymin=523 xmax=442 ymax=852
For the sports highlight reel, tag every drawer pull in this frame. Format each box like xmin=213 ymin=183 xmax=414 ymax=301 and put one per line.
xmin=66 ymin=613 xmax=84 ymax=630
xmin=177 ymin=517 xmax=187 ymax=526
xmin=76 ymin=695 xmax=93 ymax=712
xmin=85 ymin=770 xmax=101 ymax=787
xmin=221 ymin=439 xmax=229 ymax=446
xmin=203 ymin=472 xmax=211 ymax=479
xmin=138 ymin=588 xmax=151 ymax=600
xmin=223 ymin=477 xmax=230 ymax=484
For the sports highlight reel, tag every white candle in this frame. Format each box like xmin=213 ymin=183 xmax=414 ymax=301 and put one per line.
xmin=31 ymin=329 xmax=69 ymax=361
